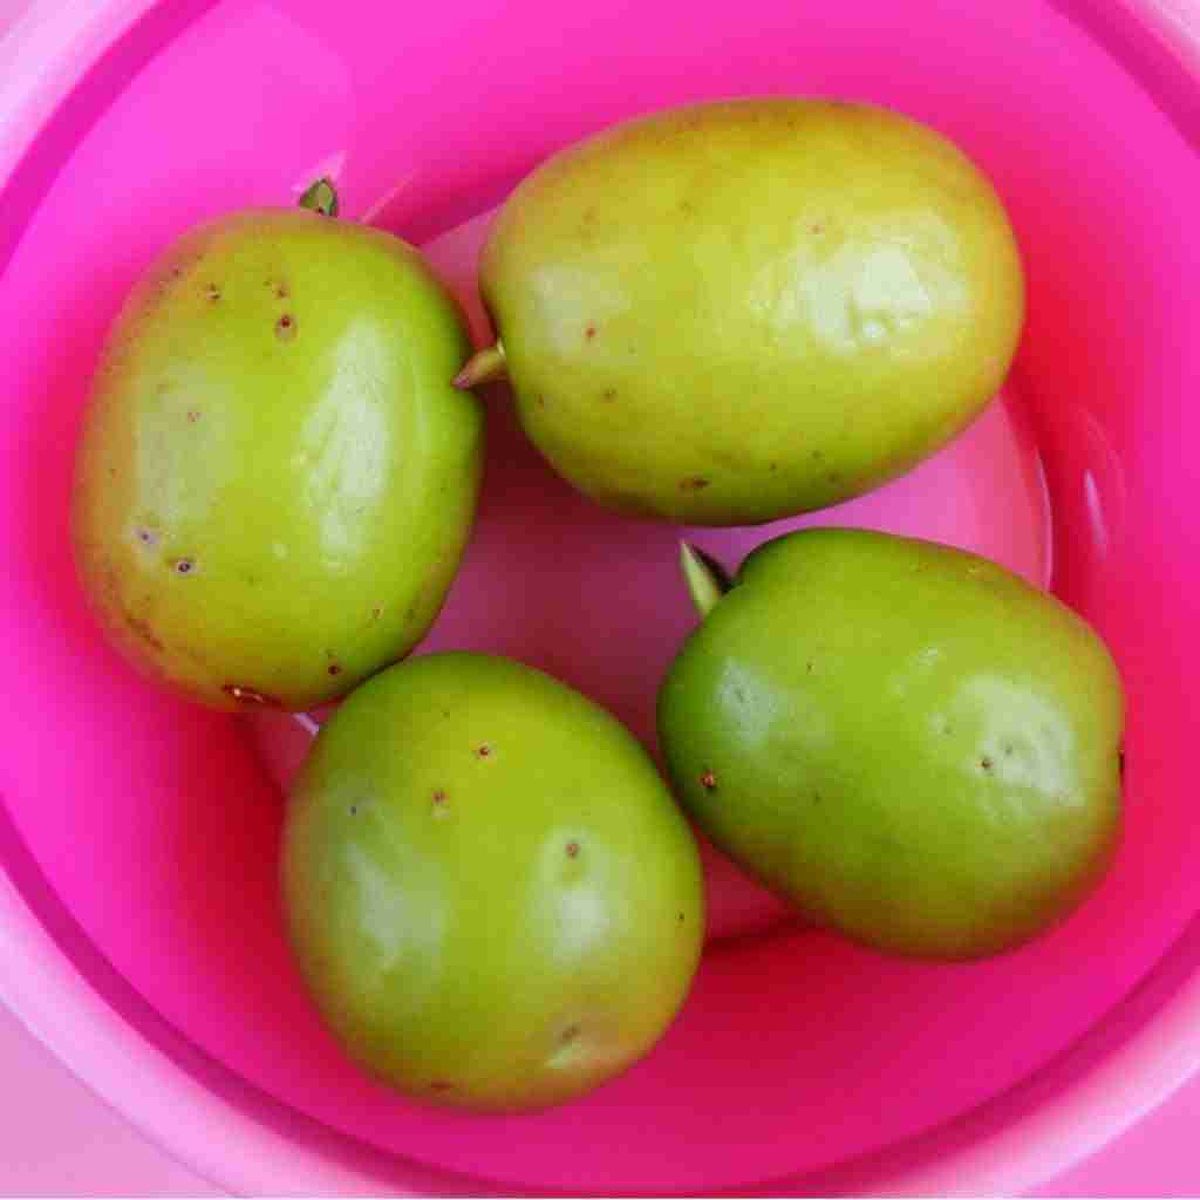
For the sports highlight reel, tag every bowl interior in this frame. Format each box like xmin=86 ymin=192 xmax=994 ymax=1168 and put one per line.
xmin=1 ymin=0 xmax=1198 ymax=1192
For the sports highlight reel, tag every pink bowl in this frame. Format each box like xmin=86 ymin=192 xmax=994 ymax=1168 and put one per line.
xmin=1 ymin=0 xmax=1198 ymax=1193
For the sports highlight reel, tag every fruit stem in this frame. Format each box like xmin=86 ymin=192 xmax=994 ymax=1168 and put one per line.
xmin=680 ymin=541 xmax=732 ymax=618
xmin=454 ymin=341 xmax=507 ymax=389
xmin=298 ymin=177 xmax=339 ymax=217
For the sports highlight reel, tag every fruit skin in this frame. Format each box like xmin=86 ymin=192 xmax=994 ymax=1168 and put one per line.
xmin=281 ymin=652 xmax=704 ymax=1112
xmin=657 ymin=529 xmax=1124 ymax=959
xmin=479 ymin=98 xmax=1025 ymax=525
xmin=72 ymin=208 xmax=483 ymax=711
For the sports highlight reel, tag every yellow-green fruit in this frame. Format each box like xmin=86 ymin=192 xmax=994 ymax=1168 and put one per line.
xmin=477 ymin=99 xmax=1025 ymax=524
xmin=282 ymin=653 xmax=704 ymax=1112
xmin=658 ymin=530 xmax=1124 ymax=959
xmin=73 ymin=208 xmax=483 ymax=711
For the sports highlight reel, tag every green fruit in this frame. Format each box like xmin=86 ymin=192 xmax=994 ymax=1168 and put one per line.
xmin=282 ymin=652 xmax=704 ymax=1111
xmin=658 ymin=530 xmax=1123 ymax=959
xmin=465 ymin=98 xmax=1024 ymax=525
xmin=72 ymin=205 xmax=483 ymax=711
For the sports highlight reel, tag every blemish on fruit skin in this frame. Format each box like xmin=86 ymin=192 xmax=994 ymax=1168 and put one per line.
xmin=677 ymin=911 xmax=685 ymax=923
xmin=349 ymin=804 xmax=358 ymax=817
xmin=173 ymin=556 xmax=196 ymax=575
xmin=980 ymin=756 xmax=995 ymax=772
xmin=222 ymin=683 xmax=281 ymax=707
xmin=602 ymin=388 xmax=617 ymax=402
xmin=559 ymin=1022 xmax=582 ymax=1045
xmin=274 ymin=281 xmax=290 ymax=299
xmin=186 ymin=409 xmax=201 ymax=424
xmin=565 ymin=840 xmax=580 ymax=858
xmin=429 ymin=1080 xmax=455 ymax=1093
xmin=680 ymin=476 xmax=710 ymax=491
xmin=700 ymin=770 xmax=718 ymax=791
xmin=205 ymin=283 xmax=221 ymax=302
xmin=585 ymin=323 xmax=597 ymax=340
xmin=275 ymin=313 xmax=297 ymax=341
xmin=124 ymin=613 xmax=164 ymax=652
xmin=475 ymin=743 xmax=493 ymax=760
xmin=431 ymin=789 xmax=449 ymax=817
xmin=327 ymin=662 xmax=342 ymax=677
xmin=135 ymin=527 xmax=158 ymax=547
xmin=370 ymin=603 xmax=384 ymax=621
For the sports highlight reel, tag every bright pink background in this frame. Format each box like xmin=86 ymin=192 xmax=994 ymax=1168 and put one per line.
xmin=2 ymin=0 xmax=1200 ymax=1194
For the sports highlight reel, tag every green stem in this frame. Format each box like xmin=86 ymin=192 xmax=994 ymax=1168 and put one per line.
xmin=454 ymin=341 xmax=508 ymax=389
xmin=298 ymin=177 xmax=339 ymax=217
xmin=680 ymin=542 xmax=732 ymax=618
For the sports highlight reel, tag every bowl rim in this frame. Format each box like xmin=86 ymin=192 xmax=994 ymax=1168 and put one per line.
xmin=2 ymin=0 xmax=1199 ymax=1193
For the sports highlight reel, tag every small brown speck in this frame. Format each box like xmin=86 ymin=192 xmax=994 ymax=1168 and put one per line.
xmin=768 ymin=461 xmax=779 ymax=472
xmin=349 ymin=804 xmax=358 ymax=816
xmin=186 ymin=409 xmax=201 ymax=423
xmin=680 ymin=476 xmax=710 ymax=492
xmin=205 ymin=283 xmax=221 ymax=302
xmin=432 ymin=789 xmax=448 ymax=805
xmin=173 ymin=556 xmax=195 ymax=575
xmin=805 ymin=661 xmax=814 ymax=674
xmin=429 ymin=1080 xmax=454 ymax=1093
xmin=826 ymin=470 xmax=842 ymax=484
xmin=535 ymin=394 xmax=547 ymax=408
xmin=808 ymin=222 xmax=824 ymax=234
xmin=476 ymin=743 xmax=492 ymax=759
xmin=1119 ymin=748 xmax=1126 ymax=780
xmin=275 ymin=313 xmax=297 ymax=341
xmin=327 ymin=662 xmax=342 ymax=677
xmin=370 ymin=603 xmax=384 ymax=621
xmin=602 ymin=388 xmax=617 ymax=402
xmin=677 ymin=911 xmax=685 ymax=923
xmin=584 ymin=323 xmax=597 ymax=340
xmin=700 ymin=770 xmax=718 ymax=791
xmin=222 ymin=684 xmax=280 ymax=707
xmin=980 ymin=756 xmax=994 ymax=772
xmin=565 ymin=841 xmax=580 ymax=858
xmin=274 ymin=282 xmax=290 ymax=299
xmin=135 ymin=527 xmax=157 ymax=547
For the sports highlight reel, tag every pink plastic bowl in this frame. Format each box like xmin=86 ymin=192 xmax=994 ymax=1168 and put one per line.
xmin=2 ymin=0 xmax=1199 ymax=1193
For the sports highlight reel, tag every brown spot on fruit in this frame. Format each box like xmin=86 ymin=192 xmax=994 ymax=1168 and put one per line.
xmin=808 ymin=222 xmax=824 ymax=234
xmin=700 ymin=770 xmax=718 ymax=791
xmin=476 ymin=743 xmax=492 ymax=759
xmin=123 ymin=613 xmax=164 ymax=652
xmin=602 ymin=388 xmax=617 ymax=402
xmin=274 ymin=281 xmax=290 ymax=299
xmin=680 ymin=476 xmax=710 ymax=491
xmin=173 ymin=557 xmax=196 ymax=575
xmin=559 ymin=1023 xmax=582 ymax=1045
xmin=327 ymin=662 xmax=342 ymax=677
xmin=205 ymin=283 xmax=221 ymax=302
xmin=565 ymin=841 xmax=580 ymax=858
xmin=980 ymin=756 xmax=994 ymax=772
xmin=222 ymin=684 xmax=281 ymax=707
xmin=370 ymin=603 xmax=384 ymax=621
xmin=135 ymin=527 xmax=158 ymax=547
xmin=275 ymin=313 xmax=297 ymax=341
xmin=186 ymin=409 xmax=201 ymax=423
xmin=584 ymin=323 xmax=597 ymax=340
xmin=429 ymin=1080 xmax=455 ymax=1093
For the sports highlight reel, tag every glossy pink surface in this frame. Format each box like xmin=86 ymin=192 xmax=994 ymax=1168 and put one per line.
xmin=0 ymin=0 xmax=1197 ymax=1193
